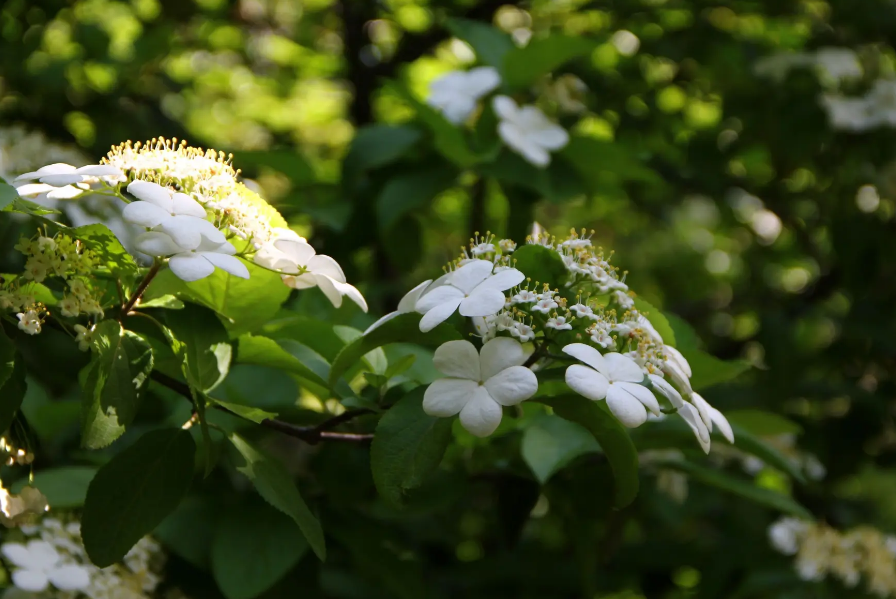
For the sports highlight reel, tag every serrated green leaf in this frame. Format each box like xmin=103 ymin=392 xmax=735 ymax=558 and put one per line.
xmin=446 ymin=18 xmax=515 ymax=70
xmin=137 ymin=294 xmax=184 ymax=309
xmin=82 ymin=428 xmax=196 ymax=567
xmin=521 ymin=413 xmax=601 ymax=484
xmin=659 ymin=459 xmax=813 ymax=519
xmin=502 ymin=35 xmax=597 ymax=88
xmin=510 ymin=244 xmax=569 ymax=290
xmin=536 ymin=395 xmax=639 ymax=508
xmin=165 ymin=304 xmax=232 ymax=393
xmin=211 ymin=500 xmax=309 ymax=599
xmin=11 ymin=466 xmax=96 ymax=509
xmin=211 ymin=398 xmax=278 ymax=424
xmin=73 ymin=223 xmax=138 ymax=278
xmin=329 ymin=313 xmax=462 ymax=387
xmin=81 ymin=322 xmax=154 ymax=449
xmin=237 ymin=335 xmax=330 ymax=396
xmin=370 ymin=386 xmax=452 ymax=507
xmin=228 ymin=433 xmax=326 ymax=560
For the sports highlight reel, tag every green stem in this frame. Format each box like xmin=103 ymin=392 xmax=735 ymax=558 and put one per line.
xmin=120 ymin=261 xmax=161 ymax=318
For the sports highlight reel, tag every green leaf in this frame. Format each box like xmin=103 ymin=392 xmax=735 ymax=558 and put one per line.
xmin=659 ymin=459 xmax=813 ymax=519
xmin=521 ymin=413 xmax=601 ymax=484
xmin=0 ymin=334 xmax=26 ymax=434
xmin=559 ymin=136 xmax=662 ymax=191
xmin=73 ymin=224 xmax=138 ymax=277
xmin=228 ymin=433 xmax=326 ymax=560
xmin=0 ymin=182 xmax=16 ymax=211
xmin=155 ymin=495 xmax=219 ymax=569
xmin=536 ymin=395 xmax=639 ymax=508
xmin=212 ymin=501 xmax=309 ymax=599
xmin=665 ymin=313 xmax=701 ymax=352
xmin=3 ymin=197 xmax=60 ymax=216
xmin=210 ymin=398 xmax=278 ymax=424
xmin=682 ymin=348 xmax=751 ymax=390
xmin=385 ymin=354 xmax=416 ymax=380
xmin=165 ymin=304 xmax=232 ymax=393
xmin=82 ymin=428 xmax=196 ymax=567
xmin=145 ymin=264 xmax=290 ymax=336
xmin=344 ymin=124 xmax=422 ymax=181
xmin=137 ymin=294 xmax=184 ymax=310
xmin=446 ymin=18 xmax=515 ymax=70
xmin=376 ymin=164 xmax=458 ymax=231
xmin=370 ymin=386 xmax=452 ymax=507
xmin=482 ymin=150 xmax=586 ymax=203
xmin=329 ymin=313 xmax=462 ymax=388
xmin=11 ymin=467 xmax=96 ymax=509
xmin=237 ymin=335 xmax=330 ymax=396
xmin=632 ymin=297 xmax=676 ymax=347
xmin=725 ymin=410 xmax=803 ymax=436
xmin=502 ymin=35 xmax=597 ymax=88
xmin=333 ymin=325 xmax=387 ymax=374
xmin=263 ymin=315 xmax=348 ymax=361
xmin=81 ymin=322 xmax=154 ymax=449
xmin=510 ymin=244 xmax=569 ymax=289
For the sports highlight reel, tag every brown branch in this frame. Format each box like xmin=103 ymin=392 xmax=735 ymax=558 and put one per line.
xmin=120 ymin=261 xmax=161 ymax=319
xmin=151 ymin=371 xmax=374 ymax=444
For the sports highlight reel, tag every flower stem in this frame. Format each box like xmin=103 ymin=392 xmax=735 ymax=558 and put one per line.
xmin=120 ymin=261 xmax=161 ymax=319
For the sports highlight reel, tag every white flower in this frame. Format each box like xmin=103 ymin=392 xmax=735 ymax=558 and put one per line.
xmin=814 ymin=47 xmax=862 ymax=83
xmin=471 ymin=242 xmax=495 ymax=256
xmin=512 ymin=290 xmax=538 ymax=304
xmin=494 ymin=312 xmax=516 ymax=331
xmin=563 ymin=343 xmax=660 ymax=427
xmin=613 ymin=290 xmax=634 ymax=310
xmin=512 ymin=322 xmax=535 ymax=342
xmin=415 ymin=260 xmax=524 ymax=332
xmin=1 ymin=540 xmax=91 ymax=593
xmin=17 ymin=311 xmax=41 ymax=335
xmin=423 ymin=338 xmax=537 ymax=436
xmin=135 ymin=232 xmax=249 ymax=282
xmin=590 ymin=327 xmax=614 ymax=349
xmin=546 ymin=316 xmax=572 ymax=331
xmin=493 ymin=96 xmax=569 ymax=167
xmin=662 ymin=345 xmax=693 ymax=396
xmin=648 ymin=374 xmax=711 ymax=453
xmin=122 ymin=181 xmax=224 ymax=250
xmin=690 ymin=392 xmax=734 ymax=443
xmin=769 ymin=518 xmax=808 ymax=556
xmin=364 ymin=279 xmax=433 ymax=334
xmin=570 ymin=303 xmax=595 ymax=319
xmin=531 ymin=297 xmax=558 ymax=314
xmin=427 ymin=67 xmax=501 ymax=124
xmin=472 ymin=315 xmax=497 ymax=341
xmin=58 ymin=295 xmax=80 ymax=318
xmin=498 ymin=239 xmax=516 ymax=253
xmin=73 ymin=324 xmax=93 ymax=352
xmin=271 ymin=239 xmax=368 ymax=312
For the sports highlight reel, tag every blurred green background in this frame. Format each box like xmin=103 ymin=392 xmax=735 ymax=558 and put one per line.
xmin=4 ymin=0 xmax=896 ymax=597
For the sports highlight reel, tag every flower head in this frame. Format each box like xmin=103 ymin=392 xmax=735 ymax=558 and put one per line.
xmin=423 ymin=338 xmax=537 ymax=436
xmin=135 ymin=232 xmax=249 ymax=282
xmin=17 ymin=311 xmax=41 ymax=335
xmin=493 ymin=95 xmax=569 ymax=167
xmin=428 ymin=67 xmax=501 ymax=124
xmin=1 ymin=540 xmax=91 ymax=593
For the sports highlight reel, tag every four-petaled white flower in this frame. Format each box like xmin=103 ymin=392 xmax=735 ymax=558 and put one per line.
xmin=590 ymin=327 xmax=614 ymax=349
xmin=493 ymin=95 xmax=570 ymax=167
xmin=1 ymin=540 xmax=91 ymax=593
xmin=498 ymin=239 xmax=517 ymax=253
xmin=512 ymin=322 xmax=535 ymax=342
xmin=427 ymin=67 xmax=501 ymax=124
xmin=512 ymin=290 xmax=538 ymax=304
xmin=415 ymin=260 xmax=524 ymax=332
xmin=271 ymin=239 xmax=368 ymax=312
xmin=546 ymin=316 xmax=572 ymax=330
xmin=423 ymin=338 xmax=538 ymax=437
xmin=135 ymin=232 xmax=249 ymax=282
xmin=123 ymin=181 xmax=224 ymax=250
xmin=531 ymin=297 xmax=558 ymax=314
xmin=570 ymin=303 xmax=595 ymax=319
xmin=563 ymin=343 xmax=660 ymax=428
xmin=471 ymin=242 xmax=495 ymax=256
xmin=17 ymin=311 xmax=41 ymax=335
xmin=73 ymin=324 xmax=93 ymax=352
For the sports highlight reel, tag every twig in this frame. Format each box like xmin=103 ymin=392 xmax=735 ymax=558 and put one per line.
xmin=120 ymin=261 xmax=161 ymax=319
xmin=150 ymin=371 xmax=374 ymax=444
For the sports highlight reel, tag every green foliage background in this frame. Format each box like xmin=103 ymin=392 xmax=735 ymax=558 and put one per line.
xmin=2 ymin=0 xmax=896 ymax=597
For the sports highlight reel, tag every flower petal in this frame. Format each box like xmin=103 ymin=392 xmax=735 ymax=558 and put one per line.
xmin=14 ymin=183 xmax=56 ymax=198
xmin=127 ymin=180 xmax=173 ymax=210
xmin=313 ymin=273 xmax=344 ymax=308
xmin=274 ymin=239 xmax=316 ymax=266
xmin=363 ymin=311 xmax=399 ymax=335
xmin=203 ymin=252 xmax=250 ymax=279
xmin=614 ymin=381 xmax=661 ymax=416
xmin=122 ymin=201 xmax=169 ymax=228
xmin=606 ymin=384 xmax=648 ymax=428
xmin=450 ymin=260 xmax=494 ymax=294
xmin=168 ymin=253 xmax=216 ymax=282
xmin=492 ymin=95 xmax=519 ymax=121
xmin=529 ymin=124 xmax=570 ymax=150
xmin=14 ymin=163 xmax=76 ymax=182
xmin=707 ymin=405 xmax=734 ymax=443
xmin=135 ymin=231 xmax=185 ymax=256
xmin=459 ymin=288 xmax=506 ymax=317
xmin=484 ymin=365 xmax=537 ymax=406
xmin=197 ymin=238 xmax=236 ymax=254
xmin=397 ymin=280 xmax=432 ymax=313
xmin=46 ymin=185 xmax=85 ymax=200
xmin=415 ymin=285 xmax=464 ymax=313
xmin=464 ymin=66 xmax=501 ymax=96
xmin=562 ymin=343 xmax=608 ymax=374
xmin=24 ymin=541 xmax=59 ymax=569
xmin=308 ymin=254 xmax=346 ymax=283
xmin=648 ymin=374 xmax=683 ymax=407
xmin=433 ymin=340 xmax=481 ymax=380
xmin=677 ymin=402 xmax=711 ymax=453
xmin=11 ymin=570 xmax=49 ymax=593
xmin=690 ymin=392 xmax=713 ymax=431
xmin=282 ymin=273 xmax=317 ymax=289
xmin=664 ymin=346 xmax=692 ymax=377
xmin=1 ymin=543 xmax=31 ymax=568
xmin=191 ymin=217 xmax=226 ymax=244
xmin=75 ymin=164 xmax=124 ymax=177
xmin=565 ymin=364 xmax=610 ymax=401
xmin=418 ymin=296 xmax=463 ymax=332
xmin=480 ymin=337 xmax=529 ymax=380
xmin=474 ymin=268 xmax=525 ymax=293
xmin=423 ymin=378 xmax=477 ymax=417
xmin=440 ymin=96 xmax=477 ymax=125
xmin=603 ymin=352 xmax=644 ymax=383
xmin=459 ymin=387 xmax=503 ymax=437
xmin=335 ymin=280 xmax=368 ymax=312
xmin=170 ymin=193 xmax=208 ymax=218
xmin=159 ymin=218 xmax=202 ymax=250
xmin=38 ymin=173 xmax=87 ymax=186
xmin=48 ymin=565 xmax=91 ymax=591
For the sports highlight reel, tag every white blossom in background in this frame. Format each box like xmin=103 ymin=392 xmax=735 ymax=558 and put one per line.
xmin=415 ymin=259 xmax=524 ymax=332
xmin=492 ymin=96 xmax=569 ymax=167
xmin=814 ymin=47 xmax=863 ymax=83
xmin=423 ymin=338 xmax=537 ymax=436
xmin=1 ymin=540 xmax=91 ymax=593
xmin=135 ymin=232 xmax=249 ymax=282
xmin=611 ymin=30 xmax=640 ymax=57
xmin=427 ymin=67 xmax=501 ymax=124
xmin=563 ymin=343 xmax=661 ymax=428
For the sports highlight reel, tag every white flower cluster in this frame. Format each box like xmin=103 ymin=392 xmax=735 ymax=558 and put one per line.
xmin=820 ymin=79 xmax=896 ymax=132
xmin=1 ymin=517 xmax=164 ymax=598
xmin=427 ymin=68 xmax=570 ymax=167
xmin=388 ymin=228 xmax=731 ymax=451
xmin=769 ymin=517 xmax=896 ymax=596
xmin=17 ymin=138 xmax=366 ymax=310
